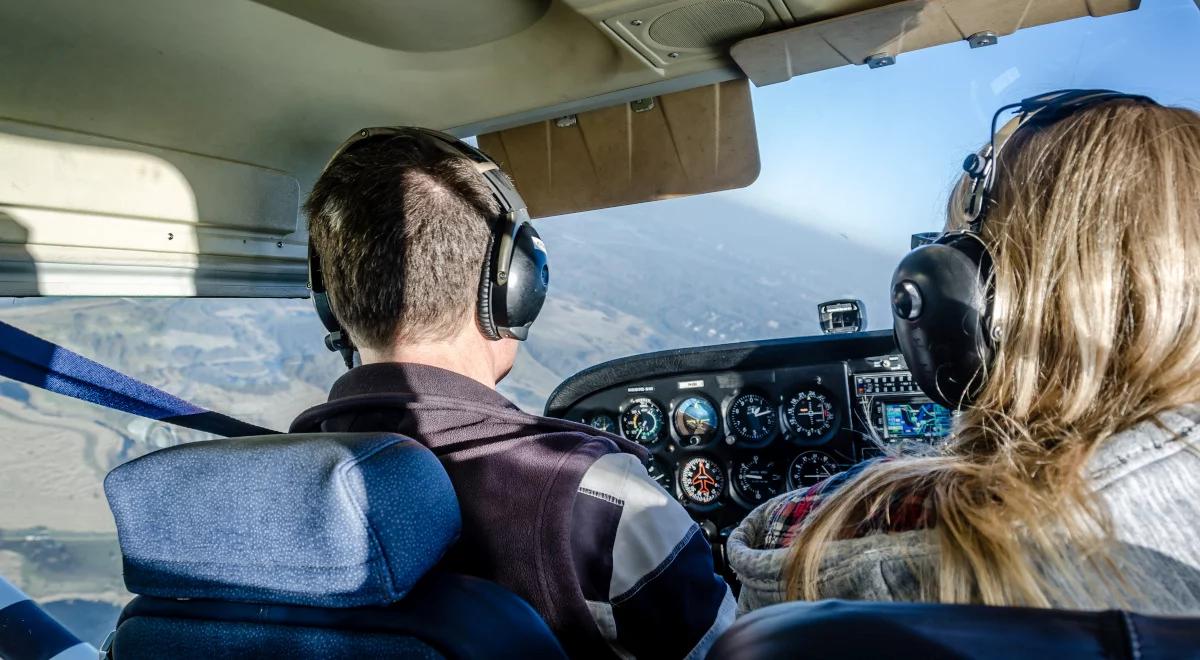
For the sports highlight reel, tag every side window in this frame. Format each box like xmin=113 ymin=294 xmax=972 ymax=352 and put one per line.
xmin=0 ymin=298 xmax=342 ymax=645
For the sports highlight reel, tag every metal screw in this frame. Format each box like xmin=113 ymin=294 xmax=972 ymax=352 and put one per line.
xmin=167 ymin=232 xmax=173 ymax=240
xmin=967 ymin=31 xmax=999 ymax=49
xmin=668 ymin=52 xmax=680 ymax=59
xmin=276 ymin=241 xmax=283 ymax=248
xmin=554 ymin=115 xmax=578 ymax=128
xmin=631 ymin=19 xmax=643 ymax=26
xmin=865 ymin=53 xmax=896 ymax=69
xmin=630 ymin=97 xmax=656 ymax=113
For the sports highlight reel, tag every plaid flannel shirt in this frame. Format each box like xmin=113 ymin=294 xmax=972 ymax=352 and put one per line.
xmin=761 ymin=458 xmax=931 ymax=549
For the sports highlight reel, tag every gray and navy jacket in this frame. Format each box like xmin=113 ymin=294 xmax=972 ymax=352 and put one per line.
xmin=291 ymin=363 xmax=735 ymax=658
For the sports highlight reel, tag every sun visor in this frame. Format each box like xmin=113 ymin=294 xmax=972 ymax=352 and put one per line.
xmin=731 ymin=0 xmax=1141 ymax=87
xmin=0 ymin=120 xmax=305 ymax=297
xmin=477 ymin=79 xmax=760 ymax=219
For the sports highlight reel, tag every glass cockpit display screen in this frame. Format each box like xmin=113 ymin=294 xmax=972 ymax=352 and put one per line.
xmin=856 ymin=371 xmax=954 ymax=442
xmin=882 ymin=401 xmax=952 ymax=439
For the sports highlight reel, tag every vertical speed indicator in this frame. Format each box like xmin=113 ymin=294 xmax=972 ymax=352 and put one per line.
xmin=787 ymin=451 xmax=841 ymax=489
xmin=733 ymin=454 xmax=785 ymax=506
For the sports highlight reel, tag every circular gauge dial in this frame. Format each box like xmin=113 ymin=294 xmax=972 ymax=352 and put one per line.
xmin=733 ymin=454 xmax=785 ymax=505
xmin=644 ymin=455 xmax=671 ymax=491
xmin=620 ymin=398 xmax=665 ymax=446
xmin=673 ymin=396 xmax=719 ymax=446
xmin=678 ymin=456 xmax=725 ymax=506
xmin=787 ymin=451 xmax=841 ymax=490
xmin=727 ymin=392 xmax=778 ymax=444
xmin=783 ymin=387 xmax=838 ymax=441
xmin=587 ymin=414 xmax=616 ymax=434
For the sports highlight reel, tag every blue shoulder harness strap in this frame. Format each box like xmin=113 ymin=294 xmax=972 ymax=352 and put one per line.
xmin=0 ymin=319 xmax=277 ymax=438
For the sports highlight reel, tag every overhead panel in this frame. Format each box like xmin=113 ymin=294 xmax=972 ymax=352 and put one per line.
xmin=731 ymin=0 xmax=1142 ymax=86
xmin=478 ymin=79 xmax=760 ymax=218
xmin=603 ymin=0 xmax=791 ymax=68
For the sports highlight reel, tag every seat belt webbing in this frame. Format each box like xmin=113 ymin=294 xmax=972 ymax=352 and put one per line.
xmin=0 ymin=319 xmax=277 ymax=438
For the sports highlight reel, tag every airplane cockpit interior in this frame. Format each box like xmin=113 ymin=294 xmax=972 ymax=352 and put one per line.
xmin=1 ymin=0 xmax=1198 ymax=658
xmin=544 ymin=322 xmax=947 ymax=557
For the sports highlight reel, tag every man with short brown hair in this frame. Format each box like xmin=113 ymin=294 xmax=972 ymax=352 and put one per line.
xmin=292 ymin=131 xmax=733 ymax=659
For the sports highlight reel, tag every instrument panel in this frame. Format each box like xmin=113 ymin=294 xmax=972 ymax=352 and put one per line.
xmin=546 ymin=332 xmax=954 ymax=542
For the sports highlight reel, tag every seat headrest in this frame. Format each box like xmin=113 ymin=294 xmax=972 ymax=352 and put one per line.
xmin=104 ymin=433 xmax=460 ymax=608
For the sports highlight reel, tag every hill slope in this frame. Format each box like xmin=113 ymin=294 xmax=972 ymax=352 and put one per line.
xmin=501 ymin=194 xmax=896 ymax=410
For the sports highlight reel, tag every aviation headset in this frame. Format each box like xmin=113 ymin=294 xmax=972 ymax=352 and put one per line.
xmin=890 ymin=89 xmax=1157 ymax=409
xmin=308 ymin=127 xmax=550 ymax=368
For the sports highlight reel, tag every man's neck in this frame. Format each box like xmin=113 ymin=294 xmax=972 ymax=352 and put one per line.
xmin=358 ymin=331 xmax=499 ymax=389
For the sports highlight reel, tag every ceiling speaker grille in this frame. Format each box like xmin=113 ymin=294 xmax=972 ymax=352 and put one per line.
xmin=648 ymin=0 xmax=766 ymax=50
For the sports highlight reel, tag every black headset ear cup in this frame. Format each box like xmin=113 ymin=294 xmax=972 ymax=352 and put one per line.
xmin=476 ymin=227 xmax=501 ymax=341
xmin=494 ymin=222 xmax=549 ymax=340
xmin=891 ymin=233 xmax=994 ymax=409
xmin=308 ymin=244 xmax=356 ymax=368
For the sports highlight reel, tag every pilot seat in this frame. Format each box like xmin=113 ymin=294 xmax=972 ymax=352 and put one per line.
xmin=709 ymin=599 xmax=1200 ymax=659
xmin=100 ymin=432 xmax=566 ymax=659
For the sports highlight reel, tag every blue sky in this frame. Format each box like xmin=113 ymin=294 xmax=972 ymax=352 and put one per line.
xmin=719 ymin=0 xmax=1200 ymax=253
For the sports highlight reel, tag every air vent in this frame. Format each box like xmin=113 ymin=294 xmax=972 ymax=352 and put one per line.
xmin=604 ymin=0 xmax=786 ymax=67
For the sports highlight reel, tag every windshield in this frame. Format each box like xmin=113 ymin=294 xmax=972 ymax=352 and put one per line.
xmin=1 ymin=0 xmax=1197 ymax=645
xmin=503 ymin=0 xmax=1200 ymax=410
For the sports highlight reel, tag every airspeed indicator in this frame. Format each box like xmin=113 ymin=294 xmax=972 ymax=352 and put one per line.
xmin=620 ymin=398 xmax=665 ymax=446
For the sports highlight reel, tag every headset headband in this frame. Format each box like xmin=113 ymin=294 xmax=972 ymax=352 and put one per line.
xmin=957 ymin=89 xmax=1156 ymax=231
xmin=335 ymin=128 xmax=534 ymax=293
xmin=322 ymin=126 xmax=527 ymax=216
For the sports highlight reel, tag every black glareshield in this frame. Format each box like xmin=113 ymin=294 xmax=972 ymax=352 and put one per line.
xmin=490 ymin=214 xmax=550 ymax=341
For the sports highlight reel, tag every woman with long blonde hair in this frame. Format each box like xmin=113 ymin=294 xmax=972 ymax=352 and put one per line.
xmin=728 ymin=91 xmax=1200 ymax=614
